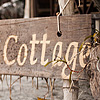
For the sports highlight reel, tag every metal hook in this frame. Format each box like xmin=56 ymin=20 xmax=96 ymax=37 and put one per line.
xmin=57 ymin=14 xmax=62 ymax=37
xmin=57 ymin=0 xmax=70 ymax=37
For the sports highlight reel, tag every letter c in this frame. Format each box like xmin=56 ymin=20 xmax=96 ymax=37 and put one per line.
xmin=3 ymin=35 xmax=18 ymax=65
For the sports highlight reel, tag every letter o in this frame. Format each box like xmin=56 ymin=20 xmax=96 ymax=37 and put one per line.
xmin=17 ymin=44 xmax=28 ymax=66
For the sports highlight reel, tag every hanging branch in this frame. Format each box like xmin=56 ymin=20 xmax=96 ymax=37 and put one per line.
xmin=9 ymin=75 xmax=12 ymax=99
xmin=1 ymin=75 xmax=5 ymax=90
xmin=50 ymin=78 xmax=55 ymax=100
xmin=20 ymin=76 xmax=22 ymax=92
xmin=32 ymin=77 xmax=34 ymax=88
xmin=37 ymin=77 xmax=39 ymax=89
xmin=26 ymin=76 xmax=28 ymax=81
xmin=6 ymin=75 xmax=10 ymax=91
xmin=11 ymin=76 xmax=23 ymax=86
xmin=50 ymin=78 xmax=53 ymax=100
xmin=44 ymin=78 xmax=49 ymax=99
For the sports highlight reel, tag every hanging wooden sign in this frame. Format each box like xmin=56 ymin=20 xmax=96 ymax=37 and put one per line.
xmin=0 ymin=14 xmax=91 ymax=79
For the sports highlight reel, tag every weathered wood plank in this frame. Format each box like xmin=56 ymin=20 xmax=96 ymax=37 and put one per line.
xmin=0 ymin=14 xmax=91 ymax=79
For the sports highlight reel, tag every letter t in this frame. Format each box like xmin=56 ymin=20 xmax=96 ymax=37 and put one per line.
xmin=40 ymin=34 xmax=50 ymax=65
xmin=30 ymin=34 xmax=39 ymax=65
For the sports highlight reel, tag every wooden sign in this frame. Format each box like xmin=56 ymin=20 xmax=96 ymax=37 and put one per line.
xmin=0 ymin=14 xmax=91 ymax=79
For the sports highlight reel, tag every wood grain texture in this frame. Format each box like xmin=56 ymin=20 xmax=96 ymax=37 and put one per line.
xmin=0 ymin=14 xmax=92 ymax=79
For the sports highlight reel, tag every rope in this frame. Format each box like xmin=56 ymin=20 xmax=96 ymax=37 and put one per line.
xmin=58 ymin=0 xmax=70 ymax=17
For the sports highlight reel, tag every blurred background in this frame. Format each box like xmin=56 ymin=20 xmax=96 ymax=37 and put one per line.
xmin=0 ymin=0 xmax=100 ymax=20
xmin=0 ymin=0 xmax=59 ymax=19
